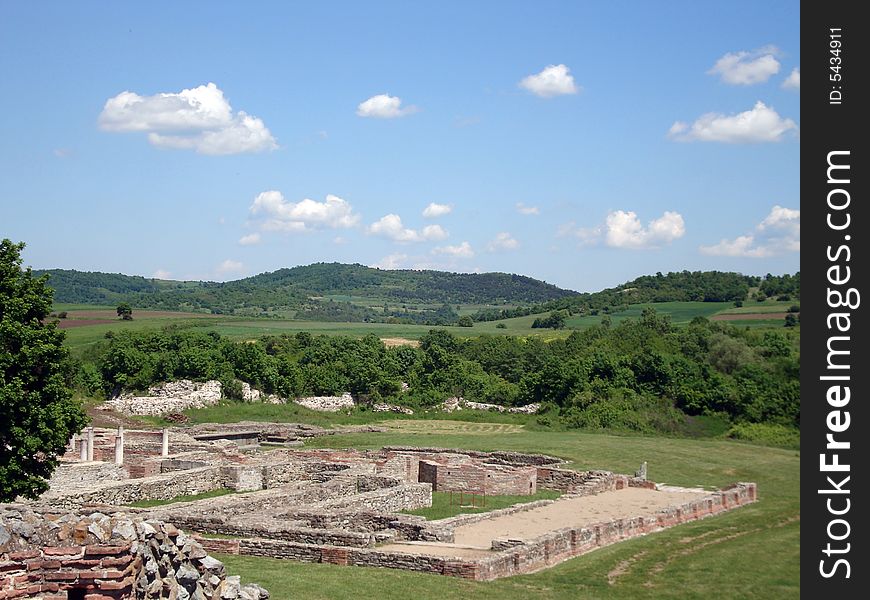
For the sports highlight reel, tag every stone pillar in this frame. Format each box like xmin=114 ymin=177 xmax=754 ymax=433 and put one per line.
xmin=115 ymin=427 xmax=124 ymax=466
xmin=79 ymin=435 xmax=88 ymax=461
xmin=69 ymin=434 xmax=76 ymax=454
xmin=87 ymin=427 xmax=95 ymax=461
xmin=162 ymin=428 xmax=169 ymax=457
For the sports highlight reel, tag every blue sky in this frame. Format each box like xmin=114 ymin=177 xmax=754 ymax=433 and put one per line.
xmin=0 ymin=1 xmax=800 ymax=293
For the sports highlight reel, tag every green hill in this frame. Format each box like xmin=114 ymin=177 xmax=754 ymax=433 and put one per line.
xmin=35 ymin=263 xmax=578 ymax=323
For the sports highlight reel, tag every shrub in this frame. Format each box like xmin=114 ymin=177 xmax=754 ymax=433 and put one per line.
xmin=726 ymin=422 xmax=800 ymax=448
xmin=495 ymin=323 xmax=507 ymax=329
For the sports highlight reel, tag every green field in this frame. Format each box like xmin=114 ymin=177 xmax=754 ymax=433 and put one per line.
xmin=55 ymin=299 xmax=788 ymax=354
xmin=212 ymin=421 xmax=798 ymax=599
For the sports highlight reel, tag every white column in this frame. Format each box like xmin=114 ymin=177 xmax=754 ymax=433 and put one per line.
xmin=162 ymin=428 xmax=169 ymax=457
xmin=79 ymin=435 xmax=88 ymax=461
xmin=114 ymin=427 xmax=124 ymax=465
xmin=86 ymin=427 xmax=95 ymax=461
xmin=69 ymin=434 xmax=76 ymax=454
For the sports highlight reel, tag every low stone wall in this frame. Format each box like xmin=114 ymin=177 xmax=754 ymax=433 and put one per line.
xmin=310 ymin=483 xmax=431 ymax=513
xmin=0 ymin=506 xmax=267 ymax=600
xmin=382 ymin=447 xmax=562 ymax=467
xmin=418 ymin=461 xmax=537 ymax=495
xmin=47 ymin=462 xmax=129 ymax=491
xmin=41 ymin=467 xmax=226 ymax=509
xmin=194 ymin=482 xmax=757 ymax=581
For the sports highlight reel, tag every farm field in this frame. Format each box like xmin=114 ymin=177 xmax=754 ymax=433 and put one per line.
xmin=53 ymin=299 xmax=791 ymax=352
xmin=214 ymin=422 xmax=799 ymax=599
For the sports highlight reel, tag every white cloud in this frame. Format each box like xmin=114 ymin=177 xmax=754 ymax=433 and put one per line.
xmin=371 ymin=253 xmax=408 ymax=270
xmin=152 ymin=269 xmax=171 ymax=279
xmin=432 ymin=241 xmax=474 ymax=258
xmin=759 ymin=204 xmax=800 ymax=234
xmin=519 ymin=64 xmax=579 ymax=97
xmin=708 ymin=46 xmax=781 ymax=85
xmin=238 ymin=233 xmax=261 ymax=246
xmin=700 ymin=205 xmax=800 ymax=257
xmin=422 ymin=202 xmax=452 ymax=218
xmin=700 ymin=235 xmax=769 ymax=258
xmin=487 ymin=232 xmax=519 ymax=252
xmin=356 ymin=94 xmax=418 ymax=118
xmin=99 ymin=83 xmax=277 ymax=155
xmin=368 ymin=214 xmax=448 ymax=243
xmin=333 ymin=236 xmax=348 ymax=245
xmin=558 ymin=222 xmax=603 ymax=246
xmin=668 ymin=101 xmax=798 ymax=143
xmin=516 ymin=202 xmax=540 ymax=215
xmin=782 ymin=67 xmax=800 ymax=90
xmin=53 ymin=148 xmax=72 ymax=158
xmin=249 ymin=191 xmax=361 ymax=232
xmin=605 ymin=210 xmax=685 ymax=249
xmin=216 ymin=259 xmax=244 ymax=275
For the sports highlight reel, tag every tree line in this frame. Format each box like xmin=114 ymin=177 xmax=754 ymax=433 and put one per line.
xmin=69 ymin=308 xmax=799 ymax=434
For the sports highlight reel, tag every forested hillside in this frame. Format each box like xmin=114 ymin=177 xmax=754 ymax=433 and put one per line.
xmin=36 ymin=263 xmax=576 ymax=321
xmin=473 ymin=270 xmax=799 ymax=322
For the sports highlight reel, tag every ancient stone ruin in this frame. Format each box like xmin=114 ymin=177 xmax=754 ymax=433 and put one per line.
xmin=1 ymin=421 xmax=758 ymax=597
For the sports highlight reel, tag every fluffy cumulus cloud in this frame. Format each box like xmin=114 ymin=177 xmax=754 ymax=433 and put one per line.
xmin=782 ymin=67 xmax=800 ymax=90
xmin=238 ymin=233 xmax=261 ymax=246
xmin=519 ymin=64 xmax=579 ymax=97
xmin=432 ymin=241 xmax=474 ymax=258
xmin=368 ymin=214 xmax=448 ymax=243
xmin=371 ymin=253 xmax=409 ymax=270
xmin=708 ymin=46 xmax=781 ymax=85
xmin=700 ymin=205 xmax=800 ymax=257
xmin=487 ymin=232 xmax=519 ymax=252
xmin=422 ymin=202 xmax=452 ymax=218
xmin=98 ymin=83 xmax=277 ymax=155
xmin=668 ymin=101 xmax=798 ymax=143
xmin=558 ymin=211 xmax=683 ymax=249
xmin=356 ymin=94 xmax=418 ymax=118
xmin=605 ymin=210 xmax=685 ymax=249
xmin=516 ymin=202 xmax=540 ymax=215
xmin=249 ymin=191 xmax=360 ymax=232
xmin=216 ymin=259 xmax=244 ymax=275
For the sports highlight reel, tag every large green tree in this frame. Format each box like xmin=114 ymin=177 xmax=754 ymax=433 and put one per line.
xmin=0 ymin=240 xmax=87 ymax=501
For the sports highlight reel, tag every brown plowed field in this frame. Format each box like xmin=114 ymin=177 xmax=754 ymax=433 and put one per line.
xmin=710 ymin=312 xmax=791 ymax=321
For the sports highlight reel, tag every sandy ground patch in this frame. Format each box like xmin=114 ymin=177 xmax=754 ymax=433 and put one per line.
xmin=380 ymin=337 xmax=421 ymax=347
xmin=449 ymin=487 xmax=707 ymax=548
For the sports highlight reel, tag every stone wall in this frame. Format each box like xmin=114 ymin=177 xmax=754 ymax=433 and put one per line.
xmin=418 ymin=461 xmax=537 ymax=495
xmin=42 ymin=467 xmax=226 ymax=509
xmin=193 ymin=482 xmax=757 ymax=581
xmin=47 ymin=462 xmax=129 ymax=491
xmin=0 ymin=506 xmax=267 ymax=600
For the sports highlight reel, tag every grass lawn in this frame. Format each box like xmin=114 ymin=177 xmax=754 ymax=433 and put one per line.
xmin=126 ymin=488 xmax=234 ymax=508
xmin=211 ymin=423 xmax=798 ymax=599
xmin=404 ymin=490 xmax=561 ymax=520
